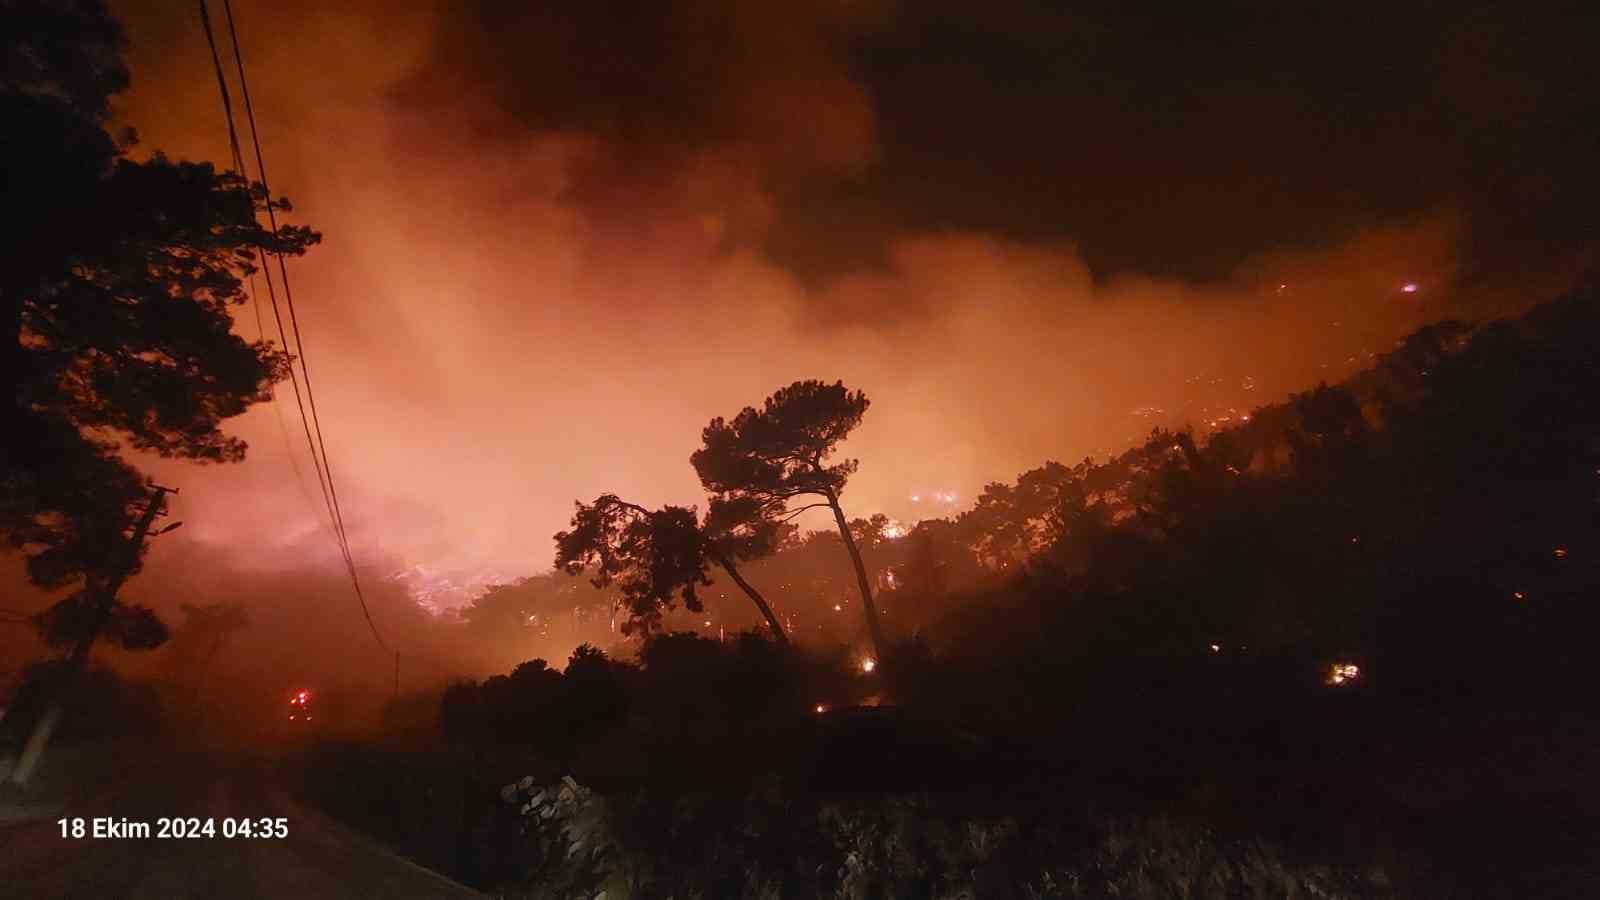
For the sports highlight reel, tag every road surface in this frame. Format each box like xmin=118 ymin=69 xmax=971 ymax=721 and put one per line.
xmin=0 ymin=747 xmax=485 ymax=898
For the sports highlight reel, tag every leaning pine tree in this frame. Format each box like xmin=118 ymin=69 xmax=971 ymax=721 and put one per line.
xmin=691 ymin=380 xmax=887 ymax=665
xmin=554 ymin=494 xmax=791 ymax=647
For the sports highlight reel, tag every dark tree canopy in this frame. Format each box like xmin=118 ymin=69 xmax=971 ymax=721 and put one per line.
xmin=702 ymin=495 xmax=790 ymax=562
xmin=31 ymin=589 xmax=169 ymax=651
xmin=691 ymin=380 xmax=869 ymax=510
xmin=555 ymin=495 xmax=713 ymax=635
xmin=554 ymin=493 xmax=791 ymax=643
xmin=1 ymin=0 xmax=130 ymax=120
xmin=2 ymin=0 xmax=317 ymax=589
xmin=20 ymin=157 xmax=308 ymax=461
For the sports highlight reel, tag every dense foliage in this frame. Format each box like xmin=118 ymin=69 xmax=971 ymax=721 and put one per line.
xmin=438 ymin=289 xmax=1599 ymax=897
xmin=2 ymin=0 xmax=316 ymax=608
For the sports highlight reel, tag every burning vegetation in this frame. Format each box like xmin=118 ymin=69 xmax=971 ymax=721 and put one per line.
xmin=4 ymin=3 xmax=1599 ymax=898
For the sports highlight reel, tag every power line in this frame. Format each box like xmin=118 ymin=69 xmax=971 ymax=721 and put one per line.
xmin=219 ymin=0 xmax=355 ymax=560
xmin=251 ymin=219 xmax=347 ymax=551
xmin=197 ymin=0 xmax=346 ymax=584
xmin=193 ymin=0 xmax=323 ymax=528
xmin=221 ymin=0 xmax=380 ymax=647
xmin=197 ymin=0 xmax=341 ymax=556
xmin=197 ymin=0 xmax=386 ymax=652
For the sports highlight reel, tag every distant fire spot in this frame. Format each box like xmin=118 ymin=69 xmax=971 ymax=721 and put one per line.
xmin=1327 ymin=663 xmax=1360 ymax=686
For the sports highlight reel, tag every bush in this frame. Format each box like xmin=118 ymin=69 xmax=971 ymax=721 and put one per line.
xmin=495 ymin=775 xmax=611 ymax=900
xmin=1025 ymin=817 xmax=1391 ymax=900
xmin=486 ymin=777 xmax=1388 ymax=900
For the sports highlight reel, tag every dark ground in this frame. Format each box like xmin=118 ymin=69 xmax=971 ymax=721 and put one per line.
xmin=0 ymin=742 xmax=484 ymax=899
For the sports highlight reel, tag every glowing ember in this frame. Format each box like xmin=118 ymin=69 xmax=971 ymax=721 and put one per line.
xmin=1327 ymin=663 xmax=1361 ymax=686
xmin=1553 ymin=547 xmax=1568 ymax=559
xmin=860 ymin=658 xmax=876 ymax=674
xmin=833 ymin=603 xmax=843 ymax=611
xmin=1209 ymin=643 xmax=1221 ymax=653
xmin=1401 ymin=283 xmax=1419 ymax=293
xmin=814 ymin=704 xmax=827 ymax=714
xmin=1513 ymin=591 xmax=1526 ymax=600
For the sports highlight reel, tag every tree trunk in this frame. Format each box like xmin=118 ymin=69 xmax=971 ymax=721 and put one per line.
xmin=827 ymin=491 xmax=888 ymax=664
xmin=9 ymin=704 xmax=63 ymax=788
xmin=710 ymin=549 xmax=790 ymax=649
xmin=9 ymin=488 xmax=167 ymax=788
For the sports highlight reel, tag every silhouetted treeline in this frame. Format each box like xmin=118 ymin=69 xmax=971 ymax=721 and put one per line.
xmin=431 ymin=289 xmax=1599 ymax=897
xmin=438 ymin=636 xmax=881 ymax=785
xmin=467 ymin=290 xmax=1598 ymax=702
xmin=914 ymin=289 xmax=1598 ymax=704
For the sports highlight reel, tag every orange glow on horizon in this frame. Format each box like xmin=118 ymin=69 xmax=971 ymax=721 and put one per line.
xmin=98 ymin=0 xmax=1483 ymax=700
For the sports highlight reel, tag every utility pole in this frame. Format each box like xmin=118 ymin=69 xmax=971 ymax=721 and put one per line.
xmin=393 ymin=651 xmax=399 ymax=701
xmin=8 ymin=484 xmax=177 ymax=788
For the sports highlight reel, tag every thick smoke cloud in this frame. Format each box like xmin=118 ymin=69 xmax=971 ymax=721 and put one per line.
xmin=54 ymin=0 xmax=1587 ymax=635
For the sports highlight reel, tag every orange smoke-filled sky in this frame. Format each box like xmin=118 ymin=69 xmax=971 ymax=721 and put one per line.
xmin=99 ymin=0 xmax=1592 ymax=608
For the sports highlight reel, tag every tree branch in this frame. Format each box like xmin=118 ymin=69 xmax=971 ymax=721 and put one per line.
xmin=602 ymin=497 xmax=654 ymax=518
xmin=779 ymin=502 xmax=830 ymax=523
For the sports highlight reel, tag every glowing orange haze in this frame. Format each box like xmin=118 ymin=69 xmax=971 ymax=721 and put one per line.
xmin=105 ymin=1 xmax=1479 ymax=613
